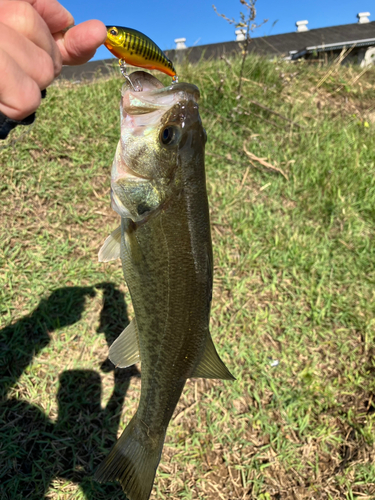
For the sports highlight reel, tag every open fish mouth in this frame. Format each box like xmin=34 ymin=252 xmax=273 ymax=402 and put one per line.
xmin=121 ymin=72 xmax=200 ymax=116
xmin=110 ymin=71 xmax=203 ymax=220
xmin=118 ymin=71 xmax=201 ymax=148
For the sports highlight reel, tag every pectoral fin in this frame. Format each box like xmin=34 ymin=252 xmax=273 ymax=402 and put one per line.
xmin=191 ymin=333 xmax=235 ymax=380
xmin=109 ymin=319 xmax=140 ymax=368
xmin=123 ymin=218 xmax=143 ymax=264
xmin=98 ymin=226 xmax=121 ymax=262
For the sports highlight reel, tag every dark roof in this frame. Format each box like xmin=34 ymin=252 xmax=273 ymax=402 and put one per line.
xmin=292 ymin=36 xmax=375 ymax=59
xmin=165 ymin=21 xmax=375 ymax=63
xmin=59 ymin=58 xmax=117 ymax=81
xmin=250 ymin=20 xmax=375 ymax=56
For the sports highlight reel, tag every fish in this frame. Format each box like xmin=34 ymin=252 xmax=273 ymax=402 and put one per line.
xmin=105 ymin=26 xmax=176 ymax=77
xmin=95 ymin=71 xmax=234 ymax=500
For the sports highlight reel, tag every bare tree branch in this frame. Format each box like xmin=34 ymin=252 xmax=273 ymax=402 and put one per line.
xmin=213 ymin=1 xmax=268 ymax=94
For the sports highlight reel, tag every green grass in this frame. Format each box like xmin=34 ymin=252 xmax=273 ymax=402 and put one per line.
xmin=1 ymin=54 xmax=375 ymax=499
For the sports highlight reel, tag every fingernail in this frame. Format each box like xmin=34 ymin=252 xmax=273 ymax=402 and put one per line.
xmin=61 ymin=24 xmax=75 ymax=33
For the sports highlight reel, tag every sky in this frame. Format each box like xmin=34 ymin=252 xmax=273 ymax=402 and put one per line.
xmin=60 ymin=0 xmax=373 ymax=61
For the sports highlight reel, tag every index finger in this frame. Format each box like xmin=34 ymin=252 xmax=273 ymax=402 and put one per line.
xmin=8 ymin=0 xmax=74 ymax=33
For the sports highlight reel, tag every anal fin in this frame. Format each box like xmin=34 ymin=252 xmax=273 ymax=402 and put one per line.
xmin=191 ymin=333 xmax=235 ymax=380
xmin=98 ymin=226 xmax=121 ymax=262
xmin=109 ymin=319 xmax=140 ymax=368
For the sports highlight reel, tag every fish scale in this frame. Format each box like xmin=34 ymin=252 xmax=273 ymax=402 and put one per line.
xmin=95 ymin=72 xmax=234 ymax=500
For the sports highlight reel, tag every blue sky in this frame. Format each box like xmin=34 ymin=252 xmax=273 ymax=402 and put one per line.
xmin=61 ymin=0 xmax=373 ymax=61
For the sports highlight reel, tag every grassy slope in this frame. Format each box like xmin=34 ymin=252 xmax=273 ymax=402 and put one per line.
xmin=0 ymin=55 xmax=374 ymax=500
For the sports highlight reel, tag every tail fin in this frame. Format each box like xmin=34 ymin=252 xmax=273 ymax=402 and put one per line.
xmin=94 ymin=414 xmax=164 ymax=500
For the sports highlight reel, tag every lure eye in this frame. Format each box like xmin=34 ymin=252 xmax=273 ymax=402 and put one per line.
xmin=160 ymin=125 xmax=181 ymax=147
xmin=110 ymin=27 xmax=118 ymax=36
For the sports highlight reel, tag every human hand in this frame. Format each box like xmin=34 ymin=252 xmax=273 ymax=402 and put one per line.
xmin=0 ymin=0 xmax=107 ymax=121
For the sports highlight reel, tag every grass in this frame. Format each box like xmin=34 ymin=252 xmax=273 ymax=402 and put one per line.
xmin=0 ymin=54 xmax=375 ymax=500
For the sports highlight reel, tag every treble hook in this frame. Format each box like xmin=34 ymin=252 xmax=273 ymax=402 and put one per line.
xmin=119 ymin=59 xmax=138 ymax=91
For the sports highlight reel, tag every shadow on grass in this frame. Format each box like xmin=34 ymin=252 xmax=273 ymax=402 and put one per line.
xmin=0 ymin=283 xmax=138 ymax=499
xmin=0 ymin=286 xmax=95 ymax=400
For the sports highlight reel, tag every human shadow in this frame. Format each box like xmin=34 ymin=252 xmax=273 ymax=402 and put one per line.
xmin=95 ymin=282 xmax=138 ymax=378
xmin=0 ymin=286 xmax=96 ymax=401
xmin=1 ymin=369 xmax=132 ymax=499
xmin=0 ymin=283 xmax=138 ymax=499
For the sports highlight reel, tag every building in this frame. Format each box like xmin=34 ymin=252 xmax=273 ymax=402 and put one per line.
xmin=167 ymin=12 xmax=375 ymax=67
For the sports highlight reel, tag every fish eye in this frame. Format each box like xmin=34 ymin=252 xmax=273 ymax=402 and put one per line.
xmin=160 ymin=125 xmax=181 ymax=147
xmin=110 ymin=27 xmax=118 ymax=36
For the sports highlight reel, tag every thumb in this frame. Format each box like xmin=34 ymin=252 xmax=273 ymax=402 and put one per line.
xmin=54 ymin=20 xmax=107 ymax=66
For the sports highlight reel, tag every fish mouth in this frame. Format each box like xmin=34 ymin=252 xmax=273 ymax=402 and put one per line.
xmin=121 ymin=71 xmax=200 ymax=116
xmin=119 ymin=71 xmax=201 ymax=145
xmin=111 ymin=72 xmax=202 ymax=219
xmin=113 ymin=71 xmax=201 ymax=182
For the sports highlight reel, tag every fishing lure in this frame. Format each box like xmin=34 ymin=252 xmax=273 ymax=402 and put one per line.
xmin=105 ymin=26 xmax=177 ymax=79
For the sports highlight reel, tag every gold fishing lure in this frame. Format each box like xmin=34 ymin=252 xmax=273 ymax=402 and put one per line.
xmin=105 ymin=26 xmax=176 ymax=77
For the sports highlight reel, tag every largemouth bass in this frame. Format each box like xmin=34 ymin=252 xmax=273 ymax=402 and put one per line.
xmin=95 ymin=71 xmax=234 ymax=500
xmin=105 ymin=26 xmax=176 ymax=77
